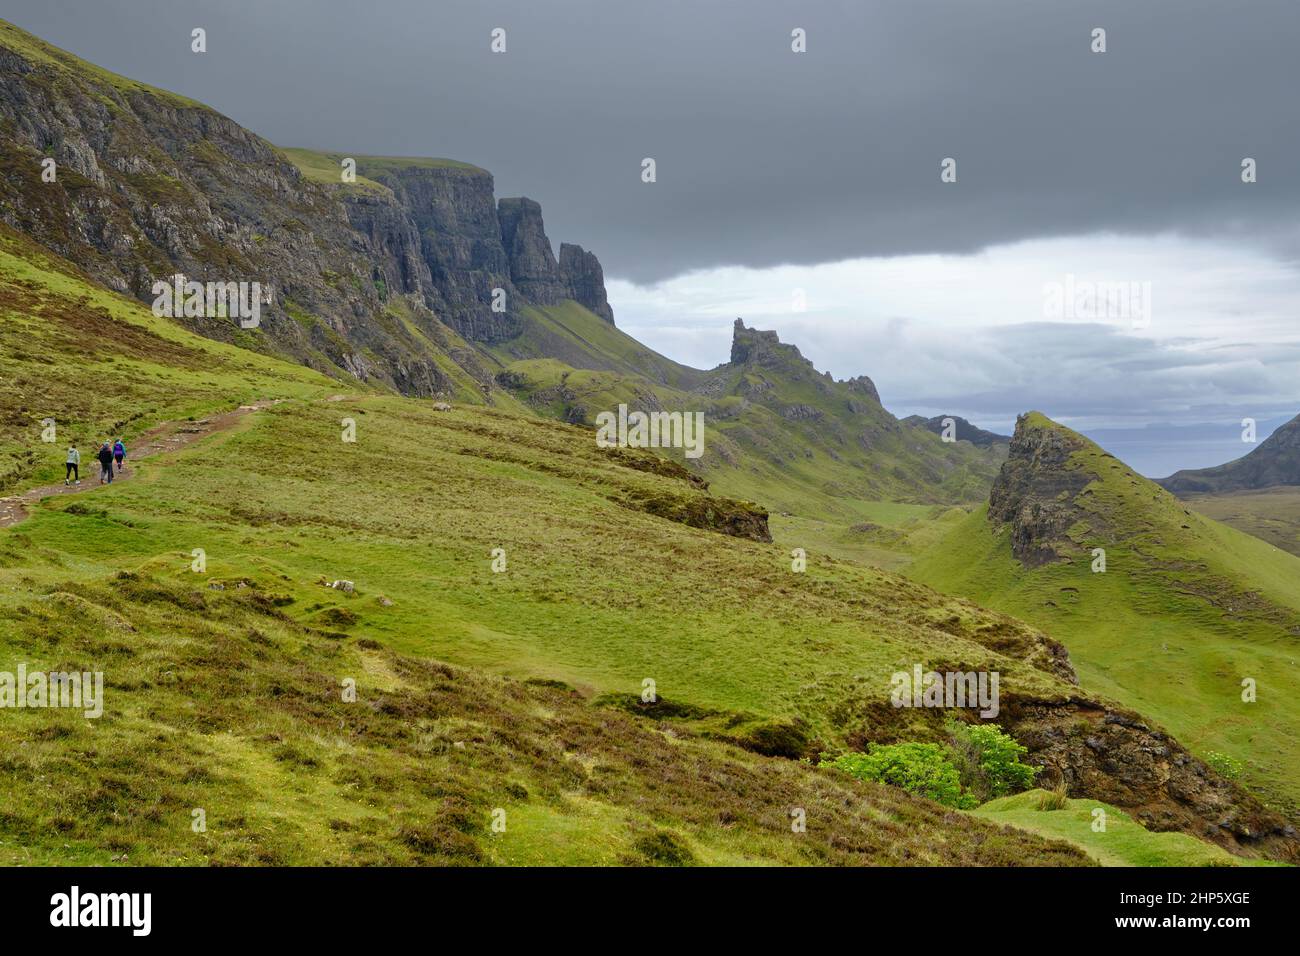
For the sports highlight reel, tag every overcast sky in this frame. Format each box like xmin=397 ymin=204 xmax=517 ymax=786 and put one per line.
xmin=6 ymin=0 xmax=1298 ymax=473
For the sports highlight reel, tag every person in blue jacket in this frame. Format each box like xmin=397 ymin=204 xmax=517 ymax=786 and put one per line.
xmin=113 ymin=438 xmax=126 ymax=474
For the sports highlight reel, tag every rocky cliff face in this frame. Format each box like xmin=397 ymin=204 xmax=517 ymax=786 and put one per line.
xmin=1005 ymin=695 xmax=1299 ymax=861
xmin=1159 ymin=413 xmax=1300 ymax=495
xmin=0 ymin=21 xmax=615 ymax=391
xmin=497 ymin=197 xmax=565 ymax=306
xmin=988 ymin=413 xmax=1092 ymax=565
xmin=355 ymin=163 xmax=522 ymax=343
xmin=559 ymin=242 xmax=614 ymax=323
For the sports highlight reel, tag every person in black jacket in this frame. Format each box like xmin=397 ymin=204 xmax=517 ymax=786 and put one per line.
xmin=97 ymin=441 xmax=115 ymax=485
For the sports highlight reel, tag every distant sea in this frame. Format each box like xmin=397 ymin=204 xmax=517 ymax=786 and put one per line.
xmin=1080 ymin=418 xmax=1290 ymax=480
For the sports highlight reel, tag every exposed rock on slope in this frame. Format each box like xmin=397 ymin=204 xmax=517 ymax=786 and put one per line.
xmin=497 ymin=196 xmax=567 ymax=306
xmin=1005 ymin=695 xmax=1298 ymax=860
xmin=729 ymin=318 xmax=823 ymax=372
xmin=988 ymin=412 xmax=1093 ymax=565
xmin=348 ymin=159 xmax=521 ymax=344
xmin=559 ymin=242 xmax=614 ymax=323
xmin=1159 ymin=413 xmax=1300 ymax=495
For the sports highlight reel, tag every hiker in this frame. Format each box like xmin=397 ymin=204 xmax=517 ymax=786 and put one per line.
xmin=97 ymin=441 xmax=114 ymax=485
xmin=113 ymin=438 xmax=126 ymax=474
xmin=64 ymin=444 xmax=80 ymax=485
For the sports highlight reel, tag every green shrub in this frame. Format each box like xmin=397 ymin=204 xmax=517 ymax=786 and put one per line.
xmin=821 ymin=743 xmax=975 ymax=809
xmin=946 ymin=720 xmax=1040 ymax=801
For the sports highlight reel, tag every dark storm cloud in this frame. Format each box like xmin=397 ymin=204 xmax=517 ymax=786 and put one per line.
xmin=5 ymin=0 xmax=1298 ymax=282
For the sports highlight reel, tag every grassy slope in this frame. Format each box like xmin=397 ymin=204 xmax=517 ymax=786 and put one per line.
xmin=0 ymin=233 xmax=1108 ymax=865
xmin=488 ymin=301 xmax=706 ymax=389
xmin=278 ymin=148 xmax=486 ymax=198
xmin=771 ymin=503 xmax=975 ymax=572
xmin=10 ymin=396 xmax=1070 ymax=733
xmin=1186 ymin=487 xmax=1300 ymax=558
xmin=276 ymin=148 xmax=391 ymax=197
xmin=0 ymin=559 xmax=1095 ymax=867
xmin=0 ymin=19 xmax=201 ymax=108
xmin=909 ymin=414 xmax=1300 ymax=814
xmin=975 ymin=791 xmax=1277 ymax=867
xmin=0 ymin=226 xmax=346 ymax=491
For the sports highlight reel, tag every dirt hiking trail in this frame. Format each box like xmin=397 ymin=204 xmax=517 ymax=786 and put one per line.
xmin=0 ymin=400 xmax=282 ymax=529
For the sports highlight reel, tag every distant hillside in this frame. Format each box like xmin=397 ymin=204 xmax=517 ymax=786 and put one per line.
xmin=1159 ymin=414 xmax=1300 ymax=495
xmin=902 ymin=414 xmax=1010 ymax=449
xmin=910 ymin=412 xmax=1300 ymax=821
xmin=1184 ymin=487 xmax=1300 ymax=558
xmin=494 ymin=317 xmax=1008 ymax=512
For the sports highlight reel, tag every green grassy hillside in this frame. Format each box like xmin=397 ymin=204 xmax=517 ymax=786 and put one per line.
xmin=7 ymin=394 xmax=1072 ymax=737
xmin=6 ymin=233 xmax=1282 ymax=864
xmin=1184 ymin=486 xmax=1300 ymax=558
xmin=494 ymin=310 xmax=1005 ymax=527
xmin=910 ymin=413 xmax=1300 ymax=816
xmin=278 ymin=147 xmax=485 ymax=197
xmin=3 ymin=18 xmax=1295 ymax=869
xmin=490 ymin=301 xmax=707 ymax=389
xmin=0 ymin=226 xmax=345 ymax=491
xmin=0 ymin=18 xmax=201 ymax=108
xmin=975 ymin=791 xmax=1278 ymax=867
xmin=0 ymin=231 xmax=1108 ymax=865
xmin=1 ymin=559 xmax=1102 ymax=866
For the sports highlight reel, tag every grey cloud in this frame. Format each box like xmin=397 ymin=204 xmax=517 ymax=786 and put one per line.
xmin=5 ymin=0 xmax=1298 ymax=283
xmin=887 ymin=323 xmax=1300 ymax=429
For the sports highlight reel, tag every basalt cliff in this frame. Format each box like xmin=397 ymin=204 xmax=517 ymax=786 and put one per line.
xmin=0 ymin=20 xmax=611 ymax=399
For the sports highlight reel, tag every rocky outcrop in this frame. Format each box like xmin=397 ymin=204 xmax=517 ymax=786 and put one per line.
xmin=845 ymin=375 xmax=882 ymax=407
xmin=559 ymin=242 xmax=614 ymax=323
xmin=780 ymin=403 xmax=823 ymax=422
xmin=0 ymin=20 xmax=616 ymax=386
xmin=497 ymin=196 xmax=566 ymax=306
xmin=341 ymin=190 xmax=435 ymax=304
xmin=1005 ymin=696 xmax=1298 ymax=862
xmin=988 ymin=413 xmax=1091 ymax=565
xmin=729 ymin=318 xmax=812 ymax=369
xmin=1159 ymin=413 xmax=1300 ymax=495
xmin=619 ymin=489 xmax=772 ymax=542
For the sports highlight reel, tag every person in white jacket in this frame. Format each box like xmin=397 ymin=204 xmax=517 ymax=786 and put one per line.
xmin=65 ymin=444 xmax=80 ymax=485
